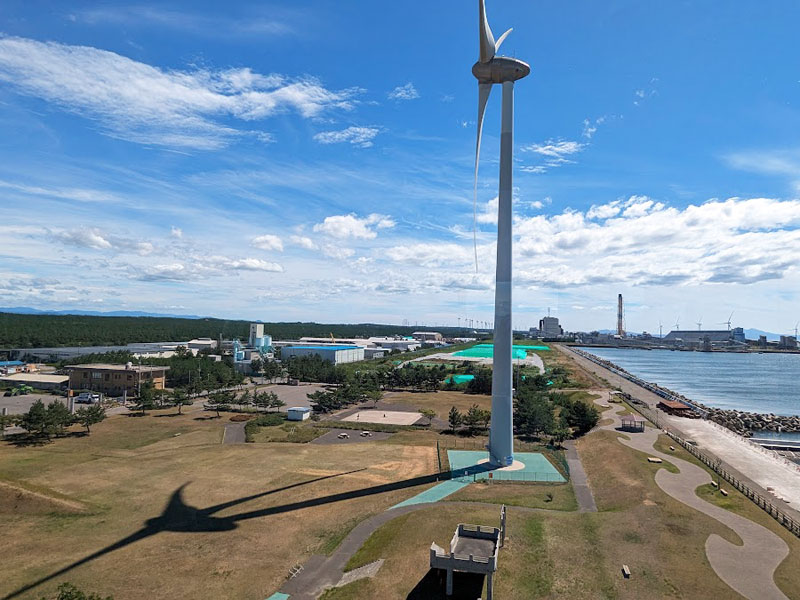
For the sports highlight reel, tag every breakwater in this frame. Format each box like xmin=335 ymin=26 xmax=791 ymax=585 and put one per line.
xmin=573 ymin=348 xmax=800 ymax=437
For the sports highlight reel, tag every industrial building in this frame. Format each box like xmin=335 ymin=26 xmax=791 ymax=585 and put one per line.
xmin=280 ymin=345 xmax=365 ymax=364
xmin=66 ymin=363 xmax=169 ymax=396
xmin=663 ymin=328 xmax=746 ymax=345
xmin=0 ymin=372 xmax=69 ymax=391
xmin=412 ymin=331 xmax=443 ymax=342
xmin=538 ymin=317 xmax=563 ymax=338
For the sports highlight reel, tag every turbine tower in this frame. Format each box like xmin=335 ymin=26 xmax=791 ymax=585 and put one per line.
xmin=473 ymin=0 xmax=530 ymax=467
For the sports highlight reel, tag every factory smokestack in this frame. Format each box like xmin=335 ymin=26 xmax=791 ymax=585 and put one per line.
xmin=617 ymin=294 xmax=625 ymax=337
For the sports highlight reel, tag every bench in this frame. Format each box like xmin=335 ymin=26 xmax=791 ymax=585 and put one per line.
xmin=647 ymin=457 xmax=663 ymax=464
xmin=621 ymin=564 xmax=631 ymax=579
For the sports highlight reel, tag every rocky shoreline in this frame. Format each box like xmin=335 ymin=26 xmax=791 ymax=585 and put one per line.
xmin=575 ymin=348 xmax=800 ymax=437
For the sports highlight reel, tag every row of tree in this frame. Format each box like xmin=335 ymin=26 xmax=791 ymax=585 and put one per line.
xmin=1 ymin=400 xmax=106 ymax=440
xmin=204 ymin=389 xmax=286 ymax=417
xmin=447 ymin=404 xmax=492 ymax=435
xmin=0 ymin=311 xmax=471 ymax=349
xmin=514 ymin=390 xmax=600 ymax=444
xmin=306 ymin=383 xmax=381 ymax=413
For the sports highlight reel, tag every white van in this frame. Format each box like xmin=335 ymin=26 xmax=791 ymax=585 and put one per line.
xmin=76 ymin=392 xmax=102 ymax=404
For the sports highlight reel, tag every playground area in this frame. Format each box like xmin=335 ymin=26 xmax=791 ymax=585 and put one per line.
xmin=341 ymin=410 xmax=423 ymax=426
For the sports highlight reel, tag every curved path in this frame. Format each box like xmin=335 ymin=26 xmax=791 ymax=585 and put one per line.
xmin=598 ymin=401 xmax=790 ymax=600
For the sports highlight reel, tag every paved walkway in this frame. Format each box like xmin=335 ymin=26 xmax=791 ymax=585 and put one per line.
xmin=597 ymin=399 xmax=790 ymax=600
xmin=563 ymin=439 xmax=597 ymax=513
xmin=222 ymin=422 xmax=246 ymax=444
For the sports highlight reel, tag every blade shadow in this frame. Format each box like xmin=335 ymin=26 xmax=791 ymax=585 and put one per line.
xmin=1 ymin=468 xmax=365 ymax=600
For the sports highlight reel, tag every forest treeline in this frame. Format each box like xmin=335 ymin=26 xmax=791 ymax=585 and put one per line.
xmin=0 ymin=312 xmax=463 ymax=348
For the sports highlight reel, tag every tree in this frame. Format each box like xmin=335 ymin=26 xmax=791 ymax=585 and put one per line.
xmin=207 ymin=391 xmax=234 ymax=418
xmin=45 ymin=401 xmax=73 ymax=437
xmin=269 ymin=394 xmax=286 ymax=412
xmin=171 ymin=388 xmax=191 ymax=414
xmin=565 ymin=400 xmax=600 ymax=436
xmin=74 ymin=404 xmax=106 ymax=434
xmin=419 ymin=408 xmax=436 ymax=427
xmin=514 ymin=393 xmax=555 ymax=439
xmin=39 ymin=582 xmax=113 ymax=600
xmin=138 ymin=382 xmax=157 ymax=415
xmin=464 ymin=404 xmax=490 ymax=435
xmin=466 ymin=368 xmax=492 ymax=395
xmin=20 ymin=399 xmax=48 ymax=437
xmin=0 ymin=412 xmax=19 ymax=439
xmin=448 ymin=406 xmax=463 ymax=434
xmin=250 ymin=357 xmax=263 ymax=377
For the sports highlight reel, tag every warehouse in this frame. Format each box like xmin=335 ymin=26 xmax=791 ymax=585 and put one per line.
xmin=0 ymin=372 xmax=69 ymax=391
xmin=281 ymin=345 xmax=364 ymax=364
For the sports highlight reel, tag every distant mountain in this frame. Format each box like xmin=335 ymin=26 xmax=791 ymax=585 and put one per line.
xmin=0 ymin=307 xmax=207 ymax=319
xmin=744 ymin=328 xmax=783 ymax=342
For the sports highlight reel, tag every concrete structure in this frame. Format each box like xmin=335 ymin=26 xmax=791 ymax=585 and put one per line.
xmin=248 ymin=323 xmax=272 ymax=351
xmin=66 ymin=363 xmax=169 ymax=396
xmin=0 ymin=372 xmax=68 ymax=391
xmin=779 ymin=335 xmax=797 ymax=349
xmin=412 ymin=331 xmax=443 ymax=342
xmin=281 ymin=345 xmax=365 ymax=365
xmin=538 ymin=316 xmax=562 ymax=339
xmin=617 ymin=293 xmax=625 ymax=337
xmin=429 ymin=505 xmax=506 ymax=599
xmin=471 ymin=0 xmax=530 ymax=467
xmin=663 ymin=329 xmax=746 ymax=348
xmin=186 ymin=338 xmax=216 ymax=351
xmin=287 ymin=406 xmax=311 ymax=421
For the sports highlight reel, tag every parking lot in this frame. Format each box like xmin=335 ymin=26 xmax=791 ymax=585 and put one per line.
xmin=311 ymin=428 xmax=393 ymax=445
xmin=0 ymin=393 xmax=68 ymax=415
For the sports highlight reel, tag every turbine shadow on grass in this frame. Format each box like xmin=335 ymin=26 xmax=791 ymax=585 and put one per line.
xmin=2 ymin=468 xmax=367 ymax=599
xmin=2 ymin=463 xmax=491 ymax=599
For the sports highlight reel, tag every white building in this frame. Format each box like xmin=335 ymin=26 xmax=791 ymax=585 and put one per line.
xmin=287 ymin=406 xmax=311 ymax=421
xmin=281 ymin=345 xmax=365 ymax=364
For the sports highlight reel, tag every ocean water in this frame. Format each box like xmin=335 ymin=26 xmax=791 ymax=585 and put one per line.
xmin=580 ymin=347 xmax=800 ymax=416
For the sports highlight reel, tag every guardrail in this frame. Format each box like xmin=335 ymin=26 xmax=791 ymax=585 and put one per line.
xmin=667 ymin=430 xmax=800 ymax=538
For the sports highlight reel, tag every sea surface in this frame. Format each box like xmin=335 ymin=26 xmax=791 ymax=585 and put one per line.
xmin=579 ymin=347 xmax=800 ymax=417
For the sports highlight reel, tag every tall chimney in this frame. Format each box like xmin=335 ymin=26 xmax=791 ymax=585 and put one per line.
xmin=617 ymin=294 xmax=625 ymax=337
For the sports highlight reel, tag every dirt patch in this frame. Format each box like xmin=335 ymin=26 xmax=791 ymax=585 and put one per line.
xmin=0 ymin=480 xmax=87 ymax=514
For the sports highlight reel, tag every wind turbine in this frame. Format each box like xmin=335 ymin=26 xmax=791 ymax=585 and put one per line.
xmin=718 ymin=311 xmax=734 ymax=331
xmin=795 ymin=322 xmax=799 ymax=338
xmin=473 ymin=0 xmax=530 ymax=467
xmin=696 ymin=317 xmax=703 ymax=331
xmin=658 ymin=320 xmax=663 ymax=338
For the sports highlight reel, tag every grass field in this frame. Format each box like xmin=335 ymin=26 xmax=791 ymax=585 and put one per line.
xmin=0 ymin=403 xmax=438 ymax=600
xmin=384 ymin=389 xmax=491 ymax=421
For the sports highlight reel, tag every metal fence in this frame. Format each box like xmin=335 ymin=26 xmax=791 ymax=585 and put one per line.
xmin=618 ymin=396 xmax=800 ymax=539
xmin=451 ymin=471 xmax=565 ymax=483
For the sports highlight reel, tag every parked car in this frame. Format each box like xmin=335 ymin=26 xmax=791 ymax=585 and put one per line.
xmin=75 ymin=392 xmax=102 ymax=404
xmin=337 ymin=432 xmax=350 ymax=439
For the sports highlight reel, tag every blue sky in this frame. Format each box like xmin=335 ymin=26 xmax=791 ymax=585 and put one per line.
xmin=2 ymin=1 xmax=800 ymax=334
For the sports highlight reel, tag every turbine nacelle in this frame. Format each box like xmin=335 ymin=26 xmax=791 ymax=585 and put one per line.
xmin=472 ymin=56 xmax=531 ymax=84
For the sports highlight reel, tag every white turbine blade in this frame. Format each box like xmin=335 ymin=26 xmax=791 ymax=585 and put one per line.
xmin=494 ymin=28 xmax=512 ymax=53
xmin=474 ymin=82 xmax=492 ymax=272
xmin=479 ymin=0 xmax=496 ymax=63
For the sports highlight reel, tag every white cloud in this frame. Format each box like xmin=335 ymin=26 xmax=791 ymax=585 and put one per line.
xmin=477 ymin=197 xmax=499 ymax=224
xmin=313 ymin=213 xmax=396 ymax=239
xmin=170 ymin=226 xmax=183 ymax=238
xmin=523 ymin=140 xmax=585 ymax=158
xmin=251 ymin=233 xmax=284 ymax=252
xmin=321 ymin=245 xmax=355 ymax=260
xmin=0 ymin=36 xmax=361 ymax=149
xmin=289 ymin=235 xmax=318 ymax=250
xmin=388 ymin=82 xmax=420 ymax=101
xmin=313 ymin=126 xmax=380 ymax=148
xmin=217 ymin=257 xmax=283 ymax=272
xmin=582 ymin=115 xmax=607 ymax=139
xmin=521 ymin=139 xmax=586 ymax=173
xmin=513 ymin=196 xmax=800 ymax=288
xmin=385 ymin=242 xmax=475 ymax=268
xmin=0 ymin=178 xmax=121 ymax=203
xmin=51 ymin=227 xmax=112 ymax=250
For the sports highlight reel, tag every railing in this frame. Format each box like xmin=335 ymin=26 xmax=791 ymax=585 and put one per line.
xmin=613 ymin=389 xmax=800 ymax=539
xmin=666 ymin=430 xmax=800 ymax=538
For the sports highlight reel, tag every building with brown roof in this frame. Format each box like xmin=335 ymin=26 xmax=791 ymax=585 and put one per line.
xmin=67 ymin=363 xmax=169 ymax=397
